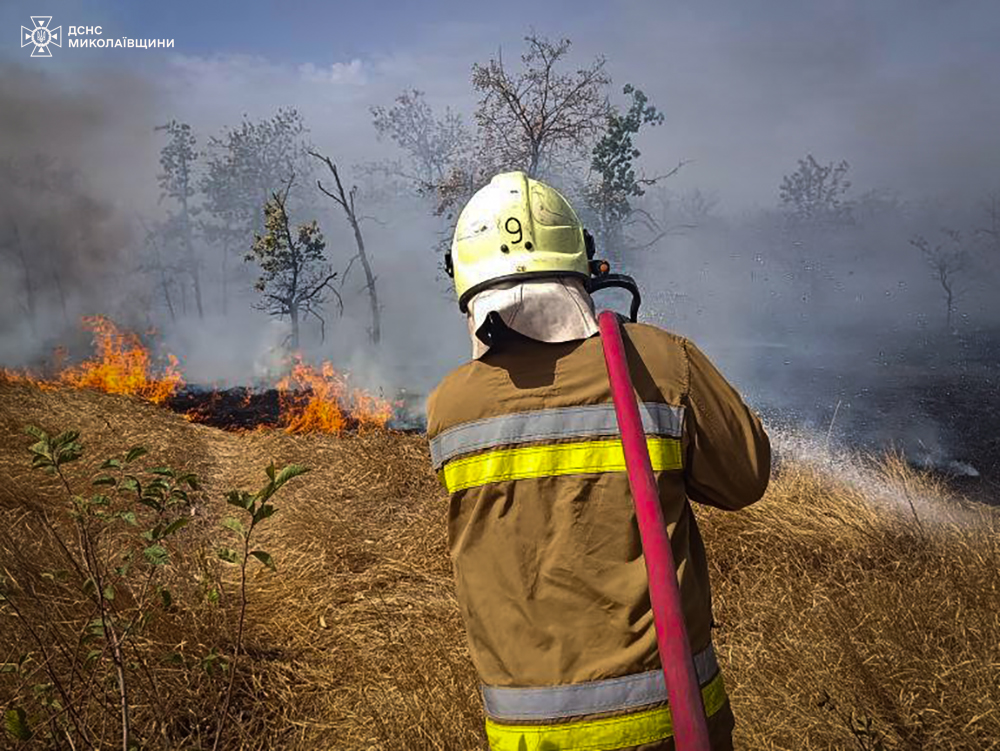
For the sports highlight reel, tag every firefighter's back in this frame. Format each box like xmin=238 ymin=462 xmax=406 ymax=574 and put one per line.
xmin=428 ymin=321 xmax=769 ymax=750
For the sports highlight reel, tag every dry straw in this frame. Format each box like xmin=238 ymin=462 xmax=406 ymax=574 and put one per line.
xmin=1 ymin=379 xmax=998 ymax=749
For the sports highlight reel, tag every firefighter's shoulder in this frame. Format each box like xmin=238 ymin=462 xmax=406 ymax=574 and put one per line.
xmin=426 ymin=359 xmax=480 ymax=438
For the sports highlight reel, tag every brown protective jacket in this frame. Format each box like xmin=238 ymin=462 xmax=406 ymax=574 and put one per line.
xmin=427 ymin=322 xmax=771 ymax=751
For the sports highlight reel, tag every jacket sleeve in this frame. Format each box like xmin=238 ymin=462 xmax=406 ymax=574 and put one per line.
xmin=682 ymin=339 xmax=771 ymax=510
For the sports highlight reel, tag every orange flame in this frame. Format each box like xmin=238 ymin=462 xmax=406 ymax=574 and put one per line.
xmin=58 ymin=316 xmax=183 ymax=403
xmin=276 ymin=354 xmax=393 ymax=434
xmin=0 ymin=367 xmax=58 ymax=391
xmin=2 ymin=316 xmax=395 ymax=433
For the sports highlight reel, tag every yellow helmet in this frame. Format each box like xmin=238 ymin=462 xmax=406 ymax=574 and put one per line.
xmin=447 ymin=171 xmax=592 ymax=312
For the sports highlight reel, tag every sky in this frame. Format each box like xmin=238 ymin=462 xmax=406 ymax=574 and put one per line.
xmin=3 ymin=0 xmax=999 ymax=212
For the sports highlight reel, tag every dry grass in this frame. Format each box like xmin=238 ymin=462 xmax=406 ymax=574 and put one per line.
xmin=1 ymin=380 xmax=998 ymax=750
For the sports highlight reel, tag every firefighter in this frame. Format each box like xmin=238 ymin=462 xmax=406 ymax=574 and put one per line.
xmin=426 ymin=171 xmax=771 ymax=751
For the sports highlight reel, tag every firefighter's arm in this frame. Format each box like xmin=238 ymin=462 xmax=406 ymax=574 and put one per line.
xmin=682 ymin=339 xmax=771 ymax=510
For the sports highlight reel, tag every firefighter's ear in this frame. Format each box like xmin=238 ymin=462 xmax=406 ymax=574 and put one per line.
xmin=583 ymin=229 xmax=596 ymax=260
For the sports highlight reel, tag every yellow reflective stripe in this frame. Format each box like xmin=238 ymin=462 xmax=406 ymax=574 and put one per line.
xmin=439 ymin=437 xmax=683 ymax=493
xmin=485 ymin=670 xmax=727 ymax=751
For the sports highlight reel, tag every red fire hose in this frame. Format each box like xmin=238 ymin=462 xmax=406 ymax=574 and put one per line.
xmin=598 ymin=309 xmax=712 ymax=751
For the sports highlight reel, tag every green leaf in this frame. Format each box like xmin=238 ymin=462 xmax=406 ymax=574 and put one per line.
xmin=117 ymin=511 xmax=138 ymax=526
xmin=169 ymin=488 xmax=189 ymax=503
xmin=159 ymin=588 xmax=172 ymax=609
xmin=216 ymin=548 xmax=238 ymax=564
xmin=274 ymin=464 xmax=310 ymax=488
xmin=256 ymin=484 xmax=275 ymax=505
xmin=121 ymin=476 xmax=140 ymax=495
xmin=178 ymin=473 xmax=200 ymax=490
xmin=125 ymin=446 xmax=148 ymax=464
xmin=147 ymin=478 xmax=170 ymax=492
xmin=82 ymin=578 xmax=96 ymax=597
xmin=89 ymin=494 xmax=110 ymax=507
xmin=149 ymin=467 xmax=176 ymax=477
xmin=221 ymin=517 xmax=244 ymax=535
xmin=28 ymin=440 xmax=51 ymax=457
xmin=100 ymin=458 xmax=122 ymax=470
xmin=225 ymin=490 xmax=248 ymax=509
xmin=5 ymin=706 xmax=32 ymax=741
xmin=250 ymin=550 xmax=276 ymax=572
xmin=92 ymin=475 xmax=117 ymax=487
xmin=103 ymin=585 xmax=115 ymax=602
xmin=265 ymin=462 xmax=276 ymax=482
xmin=143 ymin=545 xmax=169 ymax=566
xmin=253 ymin=503 xmax=276 ymax=524
xmin=206 ymin=587 xmax=219 ymax=604
xmin=57 ymin=442 xmax=83 ymax=464
xmin=138 ymin=498 xmax=164 ymax=513
xmin=54 ymin=430 xmax=80 ymax=446
xmin=163 ymin=518 xmax=189 ymax=537
xmin=24 ymin=425 xmax=48 ymax=442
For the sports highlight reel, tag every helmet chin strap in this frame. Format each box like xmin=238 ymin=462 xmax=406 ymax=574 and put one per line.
xmin=587 ymin=271 xmax=642 ymax=323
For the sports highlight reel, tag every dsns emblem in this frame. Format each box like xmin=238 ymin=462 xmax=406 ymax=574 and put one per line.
xmin=22 ymin=17 xmax=62 ymax=57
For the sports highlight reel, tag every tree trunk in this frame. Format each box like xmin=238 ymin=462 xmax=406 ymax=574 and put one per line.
xmin=151 ymin=239 xmax=176 ymax=323
xmin=161 ymin=273 xmax=176 ymax=323
xmin=221 ymin=236 xmax=229 ymax=316
xmin=348 ymin=213 xmax=381 ymax=346
xmin=49 ymin=253 xmax=70 ymax=327
xmin=290 ymin=303 xmax=300 ymax=350
xmin=941 ymin=272 xmax=954 ymax=334
xmin=311 ymin=153 xmax=382 ymax=346
xmin=191 ymin=265 xmax=204 ymax=319
xmin=181 ymin=196 xmax=204 ymax=319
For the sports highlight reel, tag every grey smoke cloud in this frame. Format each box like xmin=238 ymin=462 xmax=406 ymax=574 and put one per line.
xmin=0 ymin=1 xmax=997 ymax=484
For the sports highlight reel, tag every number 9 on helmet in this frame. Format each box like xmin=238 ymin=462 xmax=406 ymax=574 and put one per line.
xmin=447 ymin=171 xmax=591 ymax=312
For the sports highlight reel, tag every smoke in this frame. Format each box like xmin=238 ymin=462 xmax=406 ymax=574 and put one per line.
xmin=0 ymin=62 xmax=163 ymax=364
xmin=0 ymin=3 xmax=998 ymax=501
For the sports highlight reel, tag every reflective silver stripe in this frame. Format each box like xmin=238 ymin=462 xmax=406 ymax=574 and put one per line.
xmin=481 ymin=643 xmax=719 ymax=721
xmin=430 ymin=402 xmax=684 ymax=469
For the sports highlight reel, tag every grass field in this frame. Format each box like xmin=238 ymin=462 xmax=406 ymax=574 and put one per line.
xmin=1 ymin=378 xmax=998 ymax=750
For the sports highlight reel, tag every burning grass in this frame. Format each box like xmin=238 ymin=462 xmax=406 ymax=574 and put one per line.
xmin=58 ymin=316 xmax=185 ymax=404
xmin=0 ymin=381 xmax=998 ymax=749
xmin=2 ymin=315 xmax=396 ymax=433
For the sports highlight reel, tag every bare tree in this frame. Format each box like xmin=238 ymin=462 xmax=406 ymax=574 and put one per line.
xmin=910 ymin=228 xmax=968 ymax=333
xmin=202 ymin=108 xmax=313 ymax=315
xmin=368 ymin=36 xmax=671 ymax=279
xmin=310 ymin=151 xmax=381 ymax=346
xmin=136 ymin=216 xmax=179 ymax=323
xmin=155 ymin=120 xmax=204 ymax=319
xmin=370 ymin=89 xmax=469 ymax=197
xmin=245 ymin=176 xmax=339 ymax=350
xmin=779 ymin=154 xmax=853 ymax=227
xmin=470 ymin=34 xmax=611 ymax=182
xmin=975 ymin=191 xmax=1000 ymax=258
